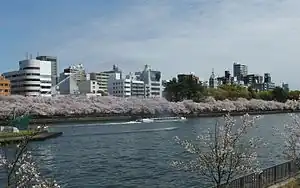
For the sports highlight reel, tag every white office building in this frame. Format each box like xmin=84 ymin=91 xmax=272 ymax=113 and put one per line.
xmin=3 ymin=59 xmax=52 ymax=96
xmin=36 ymin=56 xmax=58 ymax=87
xmin=107 ymin=72 xmax=145 ymax=97
xmin=135 ymin=65 xmax=162 ymax=98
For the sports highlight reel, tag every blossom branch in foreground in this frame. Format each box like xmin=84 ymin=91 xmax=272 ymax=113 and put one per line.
xmin=279 ymin=113 xmax=300 ymax=167
xmin=171 ymin=113 xmax=263 ymax=188
xmin=0 ymin=136 xmax=60 ymax=188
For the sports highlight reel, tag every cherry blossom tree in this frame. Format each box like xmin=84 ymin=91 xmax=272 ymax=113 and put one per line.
xmin=0 ymin=95 xmax=299 ymax=119
xmin=279 ymin=113 xmax=300 ymax=167
xmin=171 ymin=114 xmax=262 ymax=188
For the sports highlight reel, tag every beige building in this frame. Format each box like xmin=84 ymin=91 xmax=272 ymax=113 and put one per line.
xmin=0 ymin=75 xmax=11 ymax=96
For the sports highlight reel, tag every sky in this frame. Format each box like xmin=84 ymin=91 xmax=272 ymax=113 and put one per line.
xmin=1 ymin=0 xmax=300 ymax=89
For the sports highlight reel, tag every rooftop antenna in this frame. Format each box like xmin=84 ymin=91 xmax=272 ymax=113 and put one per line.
xmin=26 ymin=52 xmax=29 ymax=60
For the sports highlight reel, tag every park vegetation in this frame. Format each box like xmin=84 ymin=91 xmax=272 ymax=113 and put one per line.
xmin=164 ymin=76 xmax=300 ymax=103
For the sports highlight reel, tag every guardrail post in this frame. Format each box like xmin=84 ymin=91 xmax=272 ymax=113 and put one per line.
xmin=239 ymin=176 xmax=244 ymax=188
xmin=258 ymin=173 xmax=262 ymax=188
xmin=288 ymin=161 xmax=292 ymax=177
xmin=274 ymin=165 xmax=277 ymax=183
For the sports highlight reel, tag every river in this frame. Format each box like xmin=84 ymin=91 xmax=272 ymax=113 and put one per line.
xmin=1 ymin=113 xmax=295 ymax=187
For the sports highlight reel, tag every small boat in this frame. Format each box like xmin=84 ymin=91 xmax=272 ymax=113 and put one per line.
xmin=152 ymin=116 xmax=187 ymax=121
xmin=136 ymin=116 xmax=187 ymax=123
xmin=136 ymin=118 xmax=154 ymax=123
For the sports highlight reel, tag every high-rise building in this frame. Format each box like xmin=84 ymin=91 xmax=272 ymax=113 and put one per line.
xmin=209 ymin=69 xmax=218 ymax=88
xmin=263 ymin=73 xmax=275 ymax=90
xmin=264 ymin=73 xmax=271 ymax=83
xmin=244 ymin=74 xmax=263 ymax=85
xmin=282 ymin=83 xmax=289 ymax=92
xmin=224 ymin=70 xmax=231 ymax=84
xmin=233 ymin=62 xmax=248 ymax=81
xmin=3 ymin=59 xmax=52 ymax=96
xmin=36 ymin=56 xmax=58 ymax=87
xmin=135 ymin=65 xmax=162 ymax=98
xmin=89 ymin=72 xmax=110 ymax=92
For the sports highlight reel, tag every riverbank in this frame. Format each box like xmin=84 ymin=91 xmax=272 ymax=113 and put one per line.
xmin=0 ymin=131 xmax=63 ymax=144
xmin=0 ymin=109 xmax=297 ymax=126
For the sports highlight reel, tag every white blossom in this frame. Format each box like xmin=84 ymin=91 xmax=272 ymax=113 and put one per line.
xmin=0 ymin=95 xmax=298 ymax=118
xmin=171 ymin=114 xmax=263 ymax=187
xmin=0 ymin=138 xmax=60 ymax=188
xmin=278 ymin=113 xmax=300 ymax=166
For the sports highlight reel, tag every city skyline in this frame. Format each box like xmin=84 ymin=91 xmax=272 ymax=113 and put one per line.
xmin=1 ymin=0 xmax=300 ymax=89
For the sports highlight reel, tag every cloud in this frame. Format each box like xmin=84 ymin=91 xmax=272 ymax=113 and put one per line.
xmin=45 ymin=0 xmax=300 ymax=88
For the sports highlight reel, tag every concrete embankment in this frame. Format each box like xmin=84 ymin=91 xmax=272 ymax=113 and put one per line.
xmin=0 ymin=109 xmax=298 ymax=126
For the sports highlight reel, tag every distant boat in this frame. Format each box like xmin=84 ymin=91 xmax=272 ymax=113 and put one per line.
xmin=136 ymin=118 xmax=154 ymax=123
xmin=136 ymin=116 xmax=187 ymax=123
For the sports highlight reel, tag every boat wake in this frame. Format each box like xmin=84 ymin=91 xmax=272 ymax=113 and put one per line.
xmin=69 ymin=127 xmax=179 ymax=137
xmin=54 ymin=121 xmax=141 ymax=128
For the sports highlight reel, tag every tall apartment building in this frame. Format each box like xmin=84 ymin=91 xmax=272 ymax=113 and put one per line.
xmin=282 ymin=83 xmax=289 ymax=92
xmin=233 ymin=62 xmax=248 ymax=82
xmin=36 ymin=56 xmax=58 ymax=87
xmin=244 ymin=74 xmax=263 ymax=85
xmin=263 ymin=73 xmax=275 ymax=91
xmin=209 ymin=69 xmax=218 ymax=88
xmin=135 ymin=65 xmax=162 ymax=98
xmin=0 ymin=75 xmax=11 ymax=96
xmin=3 ymin=59 xmax=52 ymax=96
xmin=89 ymin=72 xmax=109 ymax=92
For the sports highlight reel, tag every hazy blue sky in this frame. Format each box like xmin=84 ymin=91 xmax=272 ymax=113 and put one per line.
xmin=1 ymin=0 xmax=300 ymax=88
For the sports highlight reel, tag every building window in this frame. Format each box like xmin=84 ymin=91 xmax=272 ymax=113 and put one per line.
xmin=22 ymin=67 xmax=40 ymax=70
xmin=23 ymin=84 xmax=40 ymax=87
xmin=24 ymin=79 xmax=40 ymax=81
xmin=41 ymin=86 xmax=51 ymax=89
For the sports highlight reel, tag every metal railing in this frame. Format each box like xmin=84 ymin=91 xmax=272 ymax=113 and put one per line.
xmin=219 ymin=160 xmax=298 ymax=188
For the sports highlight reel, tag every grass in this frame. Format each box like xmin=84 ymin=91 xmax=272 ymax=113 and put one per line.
xmin=0 ymin=130 xmax=38 ymax=138
xmin=280 ymin=179 xmax=300 ymax=188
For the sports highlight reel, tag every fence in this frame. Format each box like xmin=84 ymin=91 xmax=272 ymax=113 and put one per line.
xmin=219 ymin=160 xmax=298 ymax=188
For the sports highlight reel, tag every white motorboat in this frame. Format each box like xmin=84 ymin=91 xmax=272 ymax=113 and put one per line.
xmin=136 ymin=118 xmax=154 ymax=123
xmin=136 ymin=116 xmax=187 ymax=123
